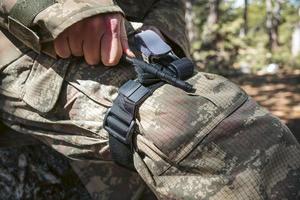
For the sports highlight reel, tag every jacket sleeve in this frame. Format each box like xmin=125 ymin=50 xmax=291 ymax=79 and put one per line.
xmin=141 ymin=0 xmax=190 ymax=57
xmin=0 ymin=0 xmax=123 ymax=56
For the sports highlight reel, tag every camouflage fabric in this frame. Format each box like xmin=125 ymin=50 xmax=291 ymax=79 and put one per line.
xmin=70 ymin=160 xmax=157 ymax=200
xmin=1 ymin=0 xmax=300 ymax=199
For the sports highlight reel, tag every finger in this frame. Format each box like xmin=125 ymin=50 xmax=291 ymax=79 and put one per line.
xmin=54 ymin=32 xmax=71 ymax=58
xmin=68 ymin=22 xmax=84 ymax=57
xmin=82 ymin=18 xmax=103 ymax=65
xmin=101 ymin=14 xmax=122 ymax=66
xmin=120 ymin=18 xmax=135 ymax=57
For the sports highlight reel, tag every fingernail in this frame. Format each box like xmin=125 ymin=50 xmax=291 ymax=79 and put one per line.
xmin=126 ymin=50 xmax=135 ymax=57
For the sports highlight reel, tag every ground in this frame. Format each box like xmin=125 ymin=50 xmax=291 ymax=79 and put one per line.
xmin=0 ymin=145 xmax=91 ymax=200
xmin=0 ymin=72 xmax=299 ymax=199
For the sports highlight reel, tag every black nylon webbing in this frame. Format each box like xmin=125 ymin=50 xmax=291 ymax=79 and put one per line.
xmin=104 ymin=80 xmax=155 ymax=169
xmin=108 ymin=134 xmax=135 ymax=169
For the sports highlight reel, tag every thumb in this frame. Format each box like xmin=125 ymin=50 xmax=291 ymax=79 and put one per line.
xmin=120 ymin=18 xmax=135 ymax=57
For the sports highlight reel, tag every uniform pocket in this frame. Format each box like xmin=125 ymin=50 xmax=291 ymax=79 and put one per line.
xmin=22 ymin=54 xmax=69 ymax=113
xmin=137 ymin=72 xmax=248 ymax=173
xmin=0 ymin=52 xmax=68 ymax=113
xmin=0 ymin=51 xmax=36 ymax=99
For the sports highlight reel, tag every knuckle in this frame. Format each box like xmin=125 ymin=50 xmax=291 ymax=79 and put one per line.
xmin=108 ymin=18 xmax=119 ymax=33
xmin=87 ymin=17 xmax=102 ymax=30
xmin=111 ymin=31 xmax=119 ymax=38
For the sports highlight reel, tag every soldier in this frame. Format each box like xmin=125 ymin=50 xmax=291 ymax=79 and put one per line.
xmin=0 ymin=0 xmax=300 ymax=199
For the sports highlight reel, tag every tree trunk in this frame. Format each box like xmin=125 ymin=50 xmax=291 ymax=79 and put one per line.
xmin=292 ymin=24 xmax=300 ymax=57
xmin=201 ymin=0 xmax=220 ymax=47
xmin=185 ymin=0 xmax=197 ymax=43
xmin=207 ymin=0 xmax=220 ymax=26
xmin=242 ymin=0 xmax=248 ymax=36
xmin=266 ymin=0 xmax=282 ymax=51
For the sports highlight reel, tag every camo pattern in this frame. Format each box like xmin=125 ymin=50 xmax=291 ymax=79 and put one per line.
xmin=0 ymin=0 xmax=300 ymax=199
xmin=135 ymin=97 xmax=300 ymax=199
xmin=70 ymin=160 xmax=157 ymax=200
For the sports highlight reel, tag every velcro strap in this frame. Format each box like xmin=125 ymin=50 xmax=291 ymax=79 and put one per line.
xmin=168 ymin=57 xmax=194 ymax=80
xmin=104 ymin=80 xmax=153 ymax=169
xmin=10 ymin=0 xmax=55 ymax=27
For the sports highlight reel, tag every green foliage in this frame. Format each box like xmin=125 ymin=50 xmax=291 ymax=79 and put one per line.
xmin=271 ymin=47 xmax=300 ymax=69
xmin=191 ymin=0 xmax=300 ymax=73
xmin=192 ymin=0 xmax=210 ymax=34
xmin=192 ymin=1 xmax=245 ymax=74
xmin=247 ymin=0 xmax=266 ymax=31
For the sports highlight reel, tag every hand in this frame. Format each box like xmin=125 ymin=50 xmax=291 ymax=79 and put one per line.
xmin=54 ymin=13 xmax=134 ymax=66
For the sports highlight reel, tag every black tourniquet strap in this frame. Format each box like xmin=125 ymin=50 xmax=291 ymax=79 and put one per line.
xmin=104 ymin=80 xmax=154 ymax=169
xmin=103 ymin=30 xmax=195 ymax=170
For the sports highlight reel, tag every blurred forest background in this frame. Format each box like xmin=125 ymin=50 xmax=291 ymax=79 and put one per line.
xmin=186 ymin=0 xmax=300 ymax=73
xmin=185 ymin=0 xmax=300 ymax=137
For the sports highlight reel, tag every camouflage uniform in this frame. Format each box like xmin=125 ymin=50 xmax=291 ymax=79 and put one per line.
xmin=0 ymin=0 xmax=300 ymax=199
